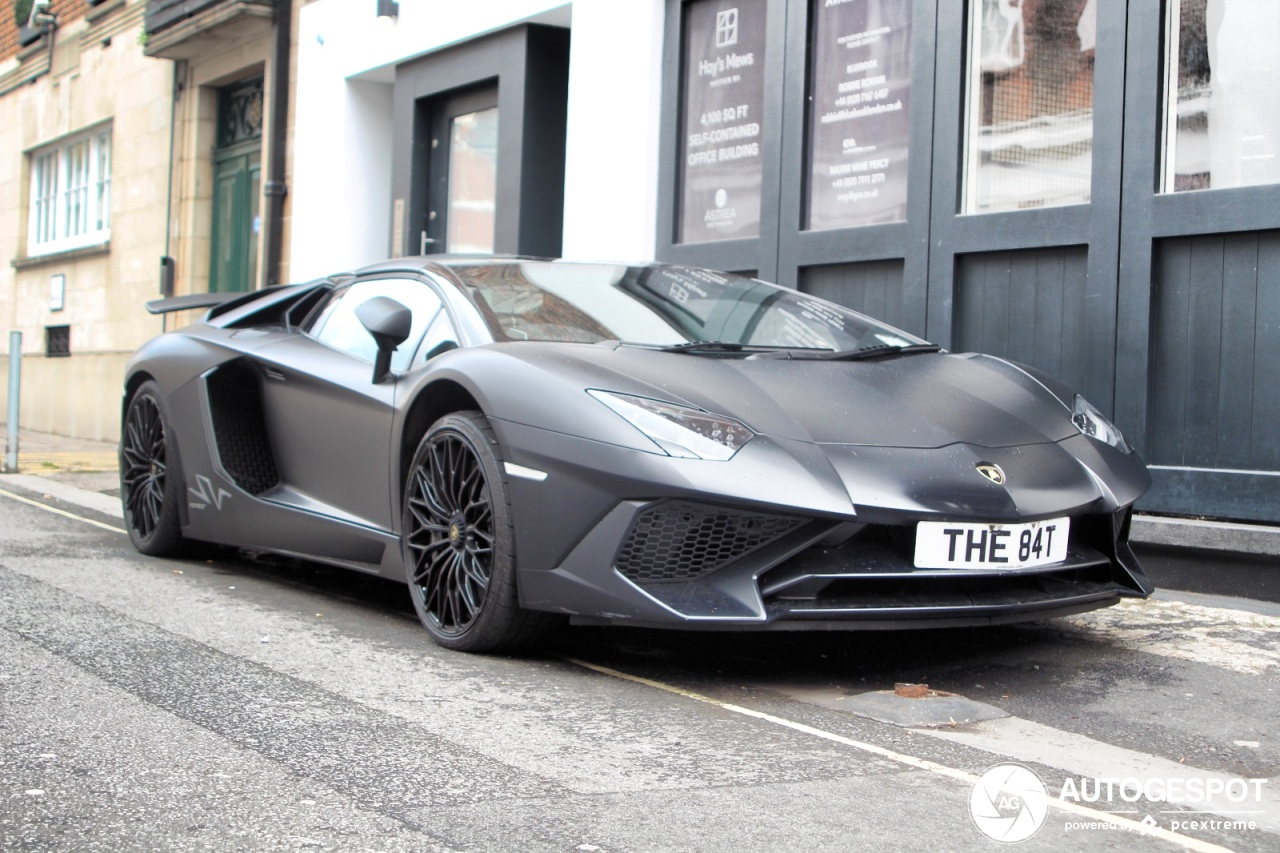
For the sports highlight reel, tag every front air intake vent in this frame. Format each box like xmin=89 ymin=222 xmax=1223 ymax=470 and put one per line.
xmin=615 ymin=501 xmax=803 ymax=583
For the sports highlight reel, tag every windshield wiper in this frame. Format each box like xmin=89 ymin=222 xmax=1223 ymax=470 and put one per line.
xmin=649 ymin=341 xmax=789 ymax=355
xmin=627 ymin=341 xmax=940 ymax=360
xmin=745 ymin=343 xmax=941 ymax=361
xmin=816 ymin=343 xmax=941 ymax=361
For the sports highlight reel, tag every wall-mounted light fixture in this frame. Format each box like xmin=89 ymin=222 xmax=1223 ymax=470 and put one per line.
xmin=159 ymin=257 xmax=175 ymax=298
xmin=17 ymin=0 xmax=58 ymax=46
xmin=28 ymin=0 xmax=58 ymax=29
xmin=376 ymin=0 xmax=398 ymax=21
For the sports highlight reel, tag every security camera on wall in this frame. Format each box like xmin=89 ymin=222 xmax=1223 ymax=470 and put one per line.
xmin=28 ymin=0 xmax=58 ymax=30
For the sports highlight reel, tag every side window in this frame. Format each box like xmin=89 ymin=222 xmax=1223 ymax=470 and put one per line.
xmin=309 ymin=278 xmax=442 ymax=370
xmin=415 ymin=310 xmax=461 ymax=365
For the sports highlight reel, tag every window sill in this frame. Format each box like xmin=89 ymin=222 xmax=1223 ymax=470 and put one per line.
xmin=86 ymin=0 xmax=127 ymax=24
xmin=11 ymin=242 xmax=111 ymax=270
xmin=17 ymin=28 xmax=49 ymax=56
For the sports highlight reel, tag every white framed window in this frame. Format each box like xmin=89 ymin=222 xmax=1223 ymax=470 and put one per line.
xmin=27 ymin=125 xmax=112 ymax=256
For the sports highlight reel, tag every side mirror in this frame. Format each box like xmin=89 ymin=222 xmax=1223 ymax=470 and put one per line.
xmin=356 ymin=296 xmax=412 ymax=383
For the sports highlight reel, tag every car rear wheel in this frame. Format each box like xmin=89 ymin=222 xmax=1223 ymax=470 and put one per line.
xmin=120 ymin=381 xmax=187 ymax=556
xmin=403 ymin=411 xmax=556 ymax=652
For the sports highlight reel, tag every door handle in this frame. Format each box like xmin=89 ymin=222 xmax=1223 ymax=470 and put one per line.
xmin=420 ymin=231 xmax=436 ymax=254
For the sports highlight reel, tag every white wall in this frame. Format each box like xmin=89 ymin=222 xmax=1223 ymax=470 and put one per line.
xmin=561 ymin=0 xmax=666 ymax=262
xmin=291 ymin=3 xmax=397 ymax=279
xmin=290 ymin=53 xmax=395 ymax=279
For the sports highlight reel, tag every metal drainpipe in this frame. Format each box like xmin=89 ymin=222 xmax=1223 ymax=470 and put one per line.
xmin=161 ymin=60 xmax=185 ymax=332
xmin=263 ymin=0 xmax=293 ymax=288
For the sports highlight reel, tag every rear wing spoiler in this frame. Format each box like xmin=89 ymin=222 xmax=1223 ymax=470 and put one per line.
xmin=145 ymin=292 xmax=242 ymax=315
xmin=146 ymin=282 xmax=337 ymax=329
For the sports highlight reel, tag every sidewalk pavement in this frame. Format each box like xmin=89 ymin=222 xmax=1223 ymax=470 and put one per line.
xmin=1 ymin=427 xmax=120 ymax=495
xmin=3 ymin=426 xmax=1278 ymax=565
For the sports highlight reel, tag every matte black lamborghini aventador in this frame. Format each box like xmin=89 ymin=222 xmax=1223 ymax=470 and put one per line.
xmin=120 ymin=257 xmax=1153 ymax=651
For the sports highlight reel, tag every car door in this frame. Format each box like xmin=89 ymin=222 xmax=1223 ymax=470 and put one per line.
xmin=249 ymin=276 xmax=443 ymax=536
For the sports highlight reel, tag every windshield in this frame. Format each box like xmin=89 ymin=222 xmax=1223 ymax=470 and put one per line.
xmin=453 ymin=262 xmax=929 ymax=353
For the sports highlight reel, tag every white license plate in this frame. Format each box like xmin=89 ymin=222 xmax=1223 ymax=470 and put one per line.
xmin=913 ymin=517 xmax=1070 ymax=570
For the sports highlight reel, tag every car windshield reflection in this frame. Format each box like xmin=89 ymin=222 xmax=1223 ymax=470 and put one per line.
xmin=454 ymin=261 xmax=929 ymax=354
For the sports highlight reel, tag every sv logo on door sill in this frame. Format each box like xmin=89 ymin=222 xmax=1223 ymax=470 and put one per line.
xmin=189 ymin=475 xmax=232 ymax=511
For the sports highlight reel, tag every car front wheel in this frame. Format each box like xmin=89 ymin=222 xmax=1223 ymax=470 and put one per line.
xmin=402 ymin=411 xmax=554 ymax=652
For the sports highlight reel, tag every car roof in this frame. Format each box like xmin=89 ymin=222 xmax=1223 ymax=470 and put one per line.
xmin=350 ymin=254 xmax=547 ymax=278
xmin=348 ymin=255 xmax=670 ymax=282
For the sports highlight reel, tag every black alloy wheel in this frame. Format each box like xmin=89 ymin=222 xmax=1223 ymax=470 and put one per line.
xmin=403 ymin=411 xmax=555 ymax=652
xmin=120 ymin=381 xmax=186 ymax=556
xmin=410 ymin=427 xmax=494 ymax=633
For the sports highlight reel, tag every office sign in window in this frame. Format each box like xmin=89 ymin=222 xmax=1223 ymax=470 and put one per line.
xmin=678 ymin=0 xmax=768 ymax=244
xmin=806 ymin=0 xmax=913 ymax=230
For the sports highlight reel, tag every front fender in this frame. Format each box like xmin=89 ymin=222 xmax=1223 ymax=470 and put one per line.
xmin=400 ymin=346 xmax=678 ymax=456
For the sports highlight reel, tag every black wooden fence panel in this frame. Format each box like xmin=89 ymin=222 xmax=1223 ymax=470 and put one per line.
xmin=799 ymin=260 xmax=907 ymax=331
xmin=951 ymin=246 xmax=1091 ymax=398
xmin=1150 ymin=231 xmax=1280 ymax=473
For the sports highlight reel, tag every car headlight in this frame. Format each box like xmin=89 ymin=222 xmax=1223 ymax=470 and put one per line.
xmin=1072 ymin=395 xmax=1131 ymax=454
xmin=588 ymin=390 xmax=754 ymax=461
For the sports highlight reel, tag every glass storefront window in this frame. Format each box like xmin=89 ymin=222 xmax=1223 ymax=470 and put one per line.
xmin=1162 ymin=0 xmax=1280 ymax=193
xmin=963 ymin=0 xmax=1097 ymax=214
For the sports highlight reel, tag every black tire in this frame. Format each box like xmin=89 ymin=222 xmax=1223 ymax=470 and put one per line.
xmin=120 ymin=381 xmax=188 ymax=556
xmin=402 ymin=411 xmax=556 ymax=652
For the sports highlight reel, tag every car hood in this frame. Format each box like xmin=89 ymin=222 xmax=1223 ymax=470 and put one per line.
xmin=516 ymin=345 xmax=1078 ymax=449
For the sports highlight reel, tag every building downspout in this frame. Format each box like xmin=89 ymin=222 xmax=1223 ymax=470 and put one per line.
xmin=263 ymin=0 xmax=293 ymax=288
xmin=160 ymin=60 xmax=184 ymax=331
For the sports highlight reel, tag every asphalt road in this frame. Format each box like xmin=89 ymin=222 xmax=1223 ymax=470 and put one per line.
xmin=1 ymin=475 xmax=1277 ymax=852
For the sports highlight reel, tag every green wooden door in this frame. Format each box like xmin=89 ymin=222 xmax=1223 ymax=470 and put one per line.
xmin=210 ymin=148 xmax=261 ymax=293
xmin=210 ymin=78 xmax=264 ymax=293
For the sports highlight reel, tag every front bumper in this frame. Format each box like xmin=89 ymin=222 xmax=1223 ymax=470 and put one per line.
xmin=522 ymin=496 xmax=1150 ymax=630
xmin=497 ymin=420 xmax=1153 ymax=630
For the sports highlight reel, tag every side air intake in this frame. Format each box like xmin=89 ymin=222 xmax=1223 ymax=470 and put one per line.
xmin=206 ymin=360 xmax=279 ymax=495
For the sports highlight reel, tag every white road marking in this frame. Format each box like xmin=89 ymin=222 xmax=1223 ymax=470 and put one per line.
xmin=0 ymin=486 xmax=125 ymax=533
xmin=0 ymin=474 xmax=124 ymax=520
xmin=565 ymin=657 xmax=1235 ymax=853
xmin=921 ymin=715 xmax=1280 ymax=834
